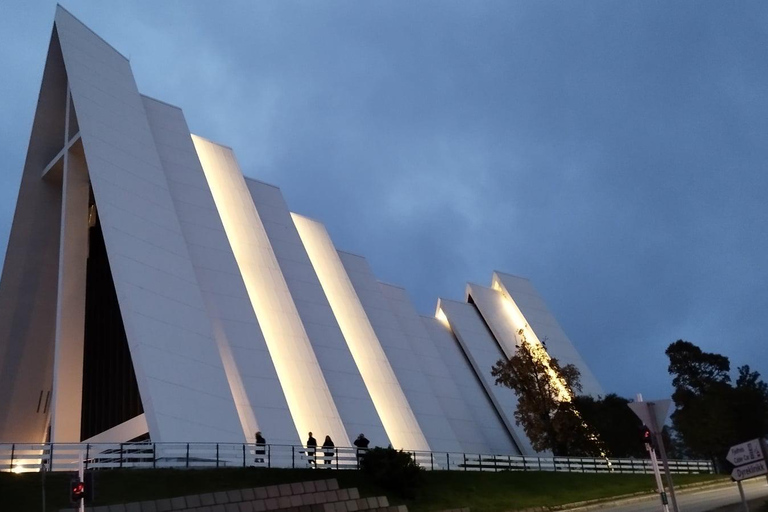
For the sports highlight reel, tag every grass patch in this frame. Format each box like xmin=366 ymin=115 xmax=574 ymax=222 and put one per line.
xmin=0 ymin=468 xmax=726 ymax=512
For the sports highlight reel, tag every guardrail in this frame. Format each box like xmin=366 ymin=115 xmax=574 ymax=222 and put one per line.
xmin=0 ymin=442 xmax=714 ymax=475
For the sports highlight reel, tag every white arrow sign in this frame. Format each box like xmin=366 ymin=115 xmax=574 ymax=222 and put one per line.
xmin=727 ymin=439 xmax=765 ymax=466
xmin=731 ymin=460 xmax=768 ymax=481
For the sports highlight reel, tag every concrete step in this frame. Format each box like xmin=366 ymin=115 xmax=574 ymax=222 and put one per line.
xmin=76 ymin=479 xmax=342 ymax=512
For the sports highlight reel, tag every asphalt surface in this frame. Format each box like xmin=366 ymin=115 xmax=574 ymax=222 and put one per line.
xmin=590 ymin=479 xmax=768 ymax=512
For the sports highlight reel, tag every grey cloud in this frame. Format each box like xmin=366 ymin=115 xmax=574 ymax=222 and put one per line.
xmin=1 ymin=0 xmax=767 ymax=401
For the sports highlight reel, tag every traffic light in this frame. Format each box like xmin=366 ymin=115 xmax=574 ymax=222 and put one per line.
xmin=70 ymin=478 xmax=86 ymax=504
xmin=70 ymin=473 xmax=93 ymax=504
xmin=641 ymin=426 xmax=653 ymax=447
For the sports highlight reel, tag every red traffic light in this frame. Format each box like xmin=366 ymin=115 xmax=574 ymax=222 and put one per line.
xmin=641 ymin=426 xmax=652 ymax=446
xmin=71 ymin=479 xmax=86 ymax=503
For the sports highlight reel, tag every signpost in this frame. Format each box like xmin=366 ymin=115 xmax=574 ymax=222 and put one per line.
xmin=727 ymin=438 xmax=768 ymax=512
xmin=629 ymin=395 xmax=678 ymax=512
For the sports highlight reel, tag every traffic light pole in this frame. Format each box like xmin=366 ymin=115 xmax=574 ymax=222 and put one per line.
xmin=648 ymin=402 xmax=679 ymax=512
xmin=78 ymin=450 xmax=85 ymax=512
xmin=647 ymin=444 xmax=670 ymax=512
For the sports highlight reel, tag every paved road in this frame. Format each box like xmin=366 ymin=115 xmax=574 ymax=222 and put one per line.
xmin=595 ymin=479 xmax=768 ymax=512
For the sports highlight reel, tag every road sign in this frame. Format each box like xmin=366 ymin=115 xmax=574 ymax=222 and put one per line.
xmin=727 ymin=439 xmax=765 ymax=466
xmin=731 ymin=460 xmax=768 ymax=481
xmin=628 ymin=399 xmax=672 ymax=434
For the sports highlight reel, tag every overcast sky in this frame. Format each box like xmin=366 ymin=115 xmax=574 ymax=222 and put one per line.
xmin=1 ymin=1 xmax=767 ymax=402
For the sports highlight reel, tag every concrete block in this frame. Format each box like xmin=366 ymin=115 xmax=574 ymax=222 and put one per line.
xmin=196 ymin=507 xmax=212 ymax=512
xmin=156 ymin=499 xmax=173 ymax=512
xmin=278 ymin=496 xmax=292 ymax=509
xmin=303 ymin=494 xmax=316 ymax=505
xmin=109 ymin=506 xmax=127 ymax=512
xmin=290 ymin=495 xmax=303 ymax=507
xmin=228 ymin=490 xmax=243 ymax=503
xmin=337 ymin=490 xmax=349 ymax=501
xmin=140 ymin=502 xmax=158 ymax=512
xmin=299 ymin=506 xmax=312 ymax=512
xmin=279 ymin=484 xmax=292 ymax=496
xmin=170 ymin=496 xmax=186 ymax=510
xmin=253 ymin=500 xmax=267 ymax=512
xmin=255 ymin=487 xmax=269 ymax=499
xmin=355 ymin=499 xmax=367 ymax=510
xmin=226 ymin=504 xmax=240 ymax=512
xmin=290 ymin=482 xmax=304 ymax=495
xmin=303 ymin=481 xmax=316 ymax=493
xmin=212 ymin=506 xmax=227 ymax=512
xmin=265 ymin=498 xmax=279 ymax=510
xmin=315 ymin=481 xmax=327 ymax=492
xmin=322 ymin=504 xmax=335 ymax=512
xmin=125 ymin=503 xmax=141 ymax=512
xmin=201 ymin=494 xmax=217 ymax=506
xmin=314 ymin=493 xmax=326 ymax=504
xmin=334 ymin=502 xmax=346 ymax=512
xmin=92 ymin=506 xmax=110 ymax=512
xmin=215 ymin=491 xmax=230 ymax=504
xmin=377 ymin=497 xmax=388 ymax=508
xmin=238 ymin=502 xmax=254 ymax=512
xmin=310 ymin=505 xmax=324 ymax=512
xmin=366 ymin=498 xmax=377 ymax=509
xmin=267 ymin=486 xmax=281 ymax=498
xmin=348 ymin=489 xmax=359 ymax=500
xmin=345 ymin=500 xmax=358 ymax=512
xmin=186 ymin=495 xmax=202 ymax=508
xmin=398 ymin=506 xmax=408 ymax=512
xmin=327 ymin=480 xmax=339 ymax=491
xmin=241 ymin=489 xmax=255 ymax=501
xmin=325 ymin=491 xmax=338 ymax=502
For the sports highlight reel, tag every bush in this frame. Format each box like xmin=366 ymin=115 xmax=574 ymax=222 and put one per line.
xmin=359 ymin=446 xmax=423 ymax=498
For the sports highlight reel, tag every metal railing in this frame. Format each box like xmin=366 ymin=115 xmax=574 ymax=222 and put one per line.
xmin=0 ymin=442 xmax=714 ymax=475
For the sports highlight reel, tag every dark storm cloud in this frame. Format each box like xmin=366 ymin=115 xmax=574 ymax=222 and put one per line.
xmin=1 ymin=1 xmax=767 ymax=400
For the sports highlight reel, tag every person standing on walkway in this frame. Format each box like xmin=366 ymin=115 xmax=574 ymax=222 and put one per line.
xmin=322 ymin=435 xmax=335 ymax=465
xmin=306 ymin=432 xmax=317 ymax=467
xmin=255 ymin=431 xmax=266 ymax=464
xmin=353 ymin=433 xmax=369 ymax=466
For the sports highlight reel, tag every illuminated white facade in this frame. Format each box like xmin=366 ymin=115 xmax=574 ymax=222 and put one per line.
xmin=0 ymin=7 xmax=602 ymax=456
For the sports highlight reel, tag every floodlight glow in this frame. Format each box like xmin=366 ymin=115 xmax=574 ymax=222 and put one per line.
xmin=192 ymin=135 xmax=349 ymax=446
xmin=292 ymin=213 xmax=430 ymax=452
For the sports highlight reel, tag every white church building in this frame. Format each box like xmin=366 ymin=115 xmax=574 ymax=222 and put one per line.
xmin=0 ymin=7 xmax=602 ymax=458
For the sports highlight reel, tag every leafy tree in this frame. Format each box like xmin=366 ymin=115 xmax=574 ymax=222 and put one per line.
xmin=732 ymin=365 xmax=768 ymax=440
xmin=572 ymin=394 xmax=646 ymax=458
xmin=491 ymin=332 xmax=599 ymax=456
xmin=666 ymin=340 xmax=768 ymax=469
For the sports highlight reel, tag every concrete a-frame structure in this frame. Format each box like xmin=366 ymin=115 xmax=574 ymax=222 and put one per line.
xmin=0 ymin=7 xmax=602 ymax=455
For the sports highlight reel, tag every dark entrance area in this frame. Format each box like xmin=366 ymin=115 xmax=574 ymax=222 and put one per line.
xmin=80 ymin=199 xmax=144 ymax=441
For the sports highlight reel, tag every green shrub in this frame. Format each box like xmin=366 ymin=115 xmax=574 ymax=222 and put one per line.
xmin=359 ymin=446 xmax=424 ymax=498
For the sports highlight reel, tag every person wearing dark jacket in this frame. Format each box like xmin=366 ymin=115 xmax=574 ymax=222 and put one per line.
xmin=255 ymin=431 xmax=266 ymax=463
xmin=322 ymin=435 xmax=335 ymax=465
xmin=353 ymin=433 xmax=370 ymax=466
xmin=306 ymin=432 xmax=317 ymax=466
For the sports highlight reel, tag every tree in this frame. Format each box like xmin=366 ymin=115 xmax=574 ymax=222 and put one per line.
xmin=491 ymin=332 xmax=599 ymax=456
xmin=572 ymin=394 xmax=646 ymax=458
xmin=732 ymin=365 xmax=768 ymax=441
xmin=666 ymin=340 xmax=768 ymax=469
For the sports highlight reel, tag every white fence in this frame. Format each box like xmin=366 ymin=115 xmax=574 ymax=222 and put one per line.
xmin=0 ymin=442 xmax=714 ymax=475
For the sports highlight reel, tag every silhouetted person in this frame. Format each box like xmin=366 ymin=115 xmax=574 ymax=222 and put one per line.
xmin=353 ymin=433 xmax=370 ymax=466
xmin=322 ymin=435 xmax=335 ymax=465
xmin=306 ymin=432 xmax=317 ymax=466
xmin=255 ymin=431 xmax=266 ymax=463
xmin=353 ymin=433 xmax=369 ymax=449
